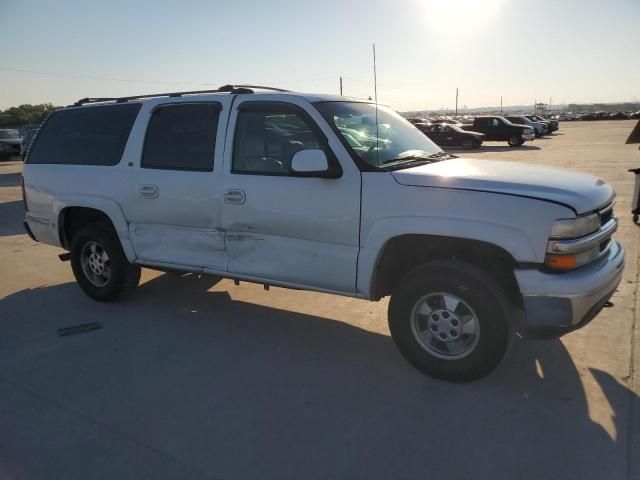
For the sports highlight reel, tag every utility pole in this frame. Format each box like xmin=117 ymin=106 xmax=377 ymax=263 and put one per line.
xmin=339 ymin=76 xmax=343 ymax=96
xmin=500 ymin=96 xmax=503 ymax=114
xmin=549 ymin=97 xmax=552 ymax=110
xmin=455 ymin=88 xmax=459 ymax=115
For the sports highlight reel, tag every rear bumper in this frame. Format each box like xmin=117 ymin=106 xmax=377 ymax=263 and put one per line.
xmin=24 ymin=212 xmax=61 ymax=246
xmin=514 ymin=240 xmax=624 ymax=339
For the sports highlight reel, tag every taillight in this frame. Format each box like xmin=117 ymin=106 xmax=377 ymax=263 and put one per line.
xmin=21 ymin=175 xmax=28 ymax=211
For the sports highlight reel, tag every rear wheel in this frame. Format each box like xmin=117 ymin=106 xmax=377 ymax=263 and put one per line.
xmin=508 ymin=135 xmax=523 ymax=147
xmin=388 ymin=260 xmax=511 ymax=382
xmin=70 ymin=224 xmax=140 ymax=301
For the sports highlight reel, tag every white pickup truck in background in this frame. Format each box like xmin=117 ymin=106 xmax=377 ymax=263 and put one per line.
xmin=21 ymin=85 xmax=624 ymax=381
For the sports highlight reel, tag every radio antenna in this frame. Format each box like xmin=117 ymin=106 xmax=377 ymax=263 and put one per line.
xmin=373 ymin=43 xmax=379 ymax=165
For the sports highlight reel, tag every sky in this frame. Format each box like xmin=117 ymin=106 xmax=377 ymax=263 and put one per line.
xmin=0 ymin=0 xmax=639 ymax=112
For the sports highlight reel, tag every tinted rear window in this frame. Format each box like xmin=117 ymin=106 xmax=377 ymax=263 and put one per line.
xmin=26 ymin=103 xmax=141 ymax=165
xmin=142 ymin=103 xmax=220 ymax=171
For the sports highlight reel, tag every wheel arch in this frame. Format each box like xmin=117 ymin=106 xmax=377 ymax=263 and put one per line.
xmin=365 ymin=233 xmax=525 ymax=310
xmin=54 ymin=195 xmax=136 ymax=262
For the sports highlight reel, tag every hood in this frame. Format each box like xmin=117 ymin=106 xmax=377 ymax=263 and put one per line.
xmin=510 ymin=124 xmax=532 ymax=131
xmin=391 ymin=158 xmax=613 ymax=214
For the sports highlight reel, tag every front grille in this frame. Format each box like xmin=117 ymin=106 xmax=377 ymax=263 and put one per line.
xmin=600 ymin=238 xmax=611 ymax=252
xmin=598 ymin=202 xmax=615 ymax=255
xmin=599 ymin=202 xmax=614 ymax=226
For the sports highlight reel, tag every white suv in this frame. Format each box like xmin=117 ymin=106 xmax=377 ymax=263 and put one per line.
xmin=22 ymin=85 xmax=624 ymax=381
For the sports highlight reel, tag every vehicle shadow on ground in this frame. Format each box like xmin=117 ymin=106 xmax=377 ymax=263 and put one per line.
xmin=0 ymin=171 xmax=21 ymax=187
xmin=0 ymin=273 xmax=637 ymax=480
xmin=0 ymin=200 xmax=25 ymax=236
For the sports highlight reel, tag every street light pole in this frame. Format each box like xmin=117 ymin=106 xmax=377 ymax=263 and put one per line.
xmin=455 ymin=88 xmax=458 ymax=115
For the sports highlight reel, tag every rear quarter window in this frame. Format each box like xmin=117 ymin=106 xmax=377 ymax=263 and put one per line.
xmin=26 ymin=103 xmax=141 ymax=166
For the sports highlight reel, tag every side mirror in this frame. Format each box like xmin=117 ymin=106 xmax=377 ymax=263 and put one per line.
xmin=290 ymin=149 xmax=339 ymax=178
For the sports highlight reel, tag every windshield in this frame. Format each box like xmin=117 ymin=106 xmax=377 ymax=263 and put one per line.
xmin=0 ymin=129 xmax=20 ymax=139
xmin=315 ymin=101 xmax=442 ymax=168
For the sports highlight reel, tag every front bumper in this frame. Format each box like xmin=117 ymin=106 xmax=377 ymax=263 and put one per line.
xmin=522 ymin=132 xmax=535 ymax=141
xmin=514 ymin=239 xmax=624 ymax=339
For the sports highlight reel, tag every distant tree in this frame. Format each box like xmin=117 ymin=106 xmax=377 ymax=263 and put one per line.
xmin=0 ymin=103 xmax=57 ymax=127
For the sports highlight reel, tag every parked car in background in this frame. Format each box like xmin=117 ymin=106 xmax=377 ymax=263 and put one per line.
xmin=418 ymin=123 xmax=484 ymax=149
xmin=413 ymin=121 xmax=432 ymax=130
xmin=0 ymin=129 xmax=23 ymax=158
xmin=608 ymin=112 xmax=630 ymax=120
xmin=21 ymin=128 xmax=40 ymax=157
xmin=505 ymin=116 xmax=548 ymax=137
xmin=526 ymin=114 xmax=559 ymax=133
xmin=431 ymin=118 xmax=463 ymax=126
xmin=406 ymin=117 xmax=431 ymax=125
xmin=18 ymin=124 xmax=41 ymax=137
xmin=461 ymin=116 xmax=535 ymax=146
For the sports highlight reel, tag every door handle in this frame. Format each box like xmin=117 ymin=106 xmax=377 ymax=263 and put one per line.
xmin=138 ymin=184 xmax=159 ymax=199
xmin=224 ymin=189 xmax=246 ymax=205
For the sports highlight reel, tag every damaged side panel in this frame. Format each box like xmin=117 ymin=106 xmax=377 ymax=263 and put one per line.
xmin=131 ymin=224 xmax=227 ymax=270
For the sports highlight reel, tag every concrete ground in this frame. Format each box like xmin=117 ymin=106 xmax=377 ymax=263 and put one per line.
xmin=0 ymin=121 xmax=639 ymax=480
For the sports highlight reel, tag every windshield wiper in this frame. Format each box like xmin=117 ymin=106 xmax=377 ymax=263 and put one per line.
xmin=381 ymin=151 xmax=456 ymax=166
xmin=425 ymin=151 xmax=457 ymax=160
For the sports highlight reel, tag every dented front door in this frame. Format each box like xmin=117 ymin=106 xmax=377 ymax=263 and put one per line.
xmin=220 ymin=96 xmax=361 ymax=293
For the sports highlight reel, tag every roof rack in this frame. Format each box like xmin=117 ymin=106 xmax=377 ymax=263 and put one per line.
xmin=74 ymin=84 xmax=290 ymax=106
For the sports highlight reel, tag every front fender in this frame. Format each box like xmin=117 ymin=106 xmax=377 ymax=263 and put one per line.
xmin=356 ymin=216 xmax=537 ymax=298
xmin=54 ymin=194 xmax=137 ymax=262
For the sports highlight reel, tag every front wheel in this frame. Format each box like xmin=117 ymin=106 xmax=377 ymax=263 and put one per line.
xmin=70 ymin=224 xmax=141 ymax=302
xmin=462 ymin=138 xmax=475 ymax=150
xmin=508 ymin=135 xmax=523 ymax=147
xmin=388 ymin=260 xmax=511 ymax=382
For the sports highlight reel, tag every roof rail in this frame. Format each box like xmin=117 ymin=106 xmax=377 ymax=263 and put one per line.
xmin=74 ymin=84 xmax=290 ymax=106
xmin=233 ymin=84 xmax=290 ymax=93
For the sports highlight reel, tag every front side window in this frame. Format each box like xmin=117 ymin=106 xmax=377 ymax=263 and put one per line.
xmin=142 ymin=103 xmax=219 ymax=171
xmin=27 ymin=103 xmax=141 ymax=165
xmin=232 ymin=104 xmax=328 ymax=175
xmin=315 ymin=101 xmax=442 ymax=169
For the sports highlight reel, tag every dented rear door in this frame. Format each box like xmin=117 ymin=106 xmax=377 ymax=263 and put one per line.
xmin=124 ymin=95 xmax=230 ymax=270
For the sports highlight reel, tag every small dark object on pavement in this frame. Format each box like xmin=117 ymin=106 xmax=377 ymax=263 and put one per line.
xmin=58 ymin=322 xmax=102 ymax=337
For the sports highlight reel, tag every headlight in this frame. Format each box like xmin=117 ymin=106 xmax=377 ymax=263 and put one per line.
xmin=550 ymin=214 xmax=599 ymax=239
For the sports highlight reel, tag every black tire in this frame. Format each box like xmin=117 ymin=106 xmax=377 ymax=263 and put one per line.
xmin=70 ymin=224 xmax=141 ymax=302
xmin=508 ymin=135 xmax=522 ymax=147
xmin=388 ymin=260 xmax=511 ymax=382
xmin=462 ymin=138 xmax=475 ymax=150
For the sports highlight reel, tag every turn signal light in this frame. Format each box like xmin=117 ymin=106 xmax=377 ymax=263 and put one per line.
xmin=545 ymin=254 xmax=577 ymax=270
